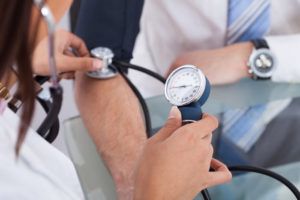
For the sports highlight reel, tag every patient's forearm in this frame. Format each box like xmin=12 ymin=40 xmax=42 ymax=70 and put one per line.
xmin=74 ymin=73 xmax=146 ymax=198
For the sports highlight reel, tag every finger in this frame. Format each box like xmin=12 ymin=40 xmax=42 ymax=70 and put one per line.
xmin=206 ymin=159 xmax=232 ymax=188
xmin=56 ymin=56 xmax=102 ymax=73
xmin=203 ymin=144 xmax=214 ymax=171
xmin=59 ymin=72 xmax=75 ymax=80
xmin=152 ymin=106 xmax=182 ymax=142
xmin=68 ymin=33 xmax=90 ymax=57
xmin=182 ymin=114 xmax=219 ymax=139
xmin=64 ymin=48 xmax=76 ymax=57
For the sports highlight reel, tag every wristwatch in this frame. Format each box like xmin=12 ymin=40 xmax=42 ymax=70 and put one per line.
xmin=247 ymin=39 xmax=276 ymax=80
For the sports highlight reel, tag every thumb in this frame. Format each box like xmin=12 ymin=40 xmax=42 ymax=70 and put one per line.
xmin=152 ymin=106 xmax=182 ymax=142
xmin=57 ymin=56 xmax=102 ymax=73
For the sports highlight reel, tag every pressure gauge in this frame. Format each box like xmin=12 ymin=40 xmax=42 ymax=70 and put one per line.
xmin=165 ymin=65 xmax=208 ymax=107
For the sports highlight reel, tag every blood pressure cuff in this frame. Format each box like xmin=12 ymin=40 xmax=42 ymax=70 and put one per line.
xmin=75 ymin=0 xmax=144 ymax=62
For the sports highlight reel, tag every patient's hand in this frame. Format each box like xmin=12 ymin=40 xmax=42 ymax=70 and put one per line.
xmin=33 ymin=29 xmax=102 ymax=79
xmin=134 ymin=107 xmax=232 ymax=200
xmin=168 ymin=42 xmax=253 ymax=85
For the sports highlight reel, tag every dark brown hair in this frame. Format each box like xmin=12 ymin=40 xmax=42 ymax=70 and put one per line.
xmin=0 ymin=1 xmax=38 ymax=154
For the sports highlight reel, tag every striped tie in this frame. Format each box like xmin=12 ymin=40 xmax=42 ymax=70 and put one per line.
xmin=223 ymin=0 xmax=271 ymax=151
xmin=227 ymin=0 xmax=271 ymax=44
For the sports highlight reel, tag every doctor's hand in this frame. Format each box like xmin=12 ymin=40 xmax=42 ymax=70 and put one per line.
xmin=134 ymin=107 xmax=231 ymax=200
xmin=33 ymin=29 xmax=102 ymax=79
xmin=169 ymin=42 xmax=253 ymax=85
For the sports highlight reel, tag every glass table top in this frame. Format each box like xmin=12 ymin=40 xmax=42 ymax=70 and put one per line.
xmin=64 ymin=79 xmax=300 ymax=200
xmin=147 ymin=79 xmax=300 ymax=129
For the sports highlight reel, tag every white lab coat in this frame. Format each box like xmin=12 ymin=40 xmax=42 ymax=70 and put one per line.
xmin=0 ymin=108 xmax=84 ymax=200
xmin=131 ymin=0 xmax=300 ymax=97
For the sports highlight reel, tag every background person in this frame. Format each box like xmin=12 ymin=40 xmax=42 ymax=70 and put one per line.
xmin=130 ymin=0 xmax=300 ymax=165
xmin=73 ymin=2 xmax=300 ymax=197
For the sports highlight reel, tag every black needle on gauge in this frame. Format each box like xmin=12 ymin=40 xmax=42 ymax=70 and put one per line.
xmin=170 ymin=85 xmax=198 ymax=89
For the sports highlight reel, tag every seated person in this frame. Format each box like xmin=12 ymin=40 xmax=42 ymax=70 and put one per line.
xmin=73 ymin=2 xmax=300 ymax=198
xmin=130 ymin=0 xmax=300 ymax=165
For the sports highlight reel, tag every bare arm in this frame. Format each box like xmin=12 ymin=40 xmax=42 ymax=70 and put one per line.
xmin=74 ymin=73 xmax=147 ymax=199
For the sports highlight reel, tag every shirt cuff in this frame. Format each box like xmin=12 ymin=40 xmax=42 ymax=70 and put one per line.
xmin=265 ymin=34 xmax=300 ymax=83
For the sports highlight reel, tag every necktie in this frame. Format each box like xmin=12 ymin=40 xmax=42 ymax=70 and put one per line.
xmin=223 ymin=0 xmax=272 ymax=151
xmin=227 ymin=0 xmax=271 ymax=44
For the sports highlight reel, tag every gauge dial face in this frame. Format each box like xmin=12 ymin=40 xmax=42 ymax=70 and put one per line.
xmin=165 ymin=65 xmax=205 ymax=106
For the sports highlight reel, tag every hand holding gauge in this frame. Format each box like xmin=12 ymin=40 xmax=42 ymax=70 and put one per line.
xmin=165 ymin=65 xmax=211 ymax=123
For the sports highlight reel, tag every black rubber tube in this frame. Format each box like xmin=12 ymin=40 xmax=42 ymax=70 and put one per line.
xmin=229 ymin=165 xmax=300 ymax=200
xmin=116 ymin=64 xmax=152 ymax=138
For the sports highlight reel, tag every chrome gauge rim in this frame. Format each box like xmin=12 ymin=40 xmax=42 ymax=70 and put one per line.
xmin=165 ymin=65 xmax=206 ymax=106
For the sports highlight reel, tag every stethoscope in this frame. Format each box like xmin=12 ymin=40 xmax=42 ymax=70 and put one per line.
xmin=32 ymin=0 xmax=63 ymax=142
xmin=2 ymin=2 xmax=61 ymax=141
xmin=27 ymin=1 xmax=300 ymax=199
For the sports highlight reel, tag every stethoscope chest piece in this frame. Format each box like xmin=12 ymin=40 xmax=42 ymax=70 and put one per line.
xmin=86 ymin=47 xmax=118 ymax=79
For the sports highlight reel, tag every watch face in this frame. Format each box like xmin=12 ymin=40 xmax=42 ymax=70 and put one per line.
xmin=249 ymin=48 xmax=276 ymax=78
xmin=165 ymin=65 xmax=206 ymax=106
